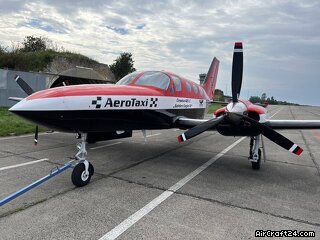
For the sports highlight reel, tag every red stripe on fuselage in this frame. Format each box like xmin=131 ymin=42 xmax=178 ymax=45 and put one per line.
xmin=26 ymin=84 xmax=207 ymax=101
xmin=27 ymin=85 xmax=165 ymax=100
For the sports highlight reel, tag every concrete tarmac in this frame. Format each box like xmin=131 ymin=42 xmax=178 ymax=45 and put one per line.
xmin=0 ymin=105 xmax=319 ymax=239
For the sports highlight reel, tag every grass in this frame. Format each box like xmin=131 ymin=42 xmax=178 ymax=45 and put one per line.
xmin=207 ymin=103 xmax=224 ymax=114
xmin=0 ymin=107 xmax=46 ymax=137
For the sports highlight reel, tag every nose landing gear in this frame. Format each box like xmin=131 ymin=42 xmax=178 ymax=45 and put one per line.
xmin=72 ymin=133 xmax=94 ymax=187
xmin=249 ymin=135 xmax=262 ymax=170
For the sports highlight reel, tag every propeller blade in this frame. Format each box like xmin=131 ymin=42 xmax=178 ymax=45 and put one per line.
xmin=231 ymin=42 xmax=243 ymax=102
xmin=14 ymin=75 xmax=34 ymax=96
xmin=178 ymin=115 xmax=225 ymax=142
xmin=34 ymin=125 xmax=38 ymax=146
xmin=241 ymin=115 xmax=303 ymax=156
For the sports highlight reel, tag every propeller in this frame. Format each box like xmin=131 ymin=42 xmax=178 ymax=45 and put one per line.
xmin=13 ymin=75 xmax=39 ymax=145
xmin=14 ymin=75 xmax=35 ymax=96
xmin=231 ymin=42 xmax=243 ymax=103
xmin=178 ymin=115 xmax=226 ymax=142
xmin=178 ymin=41 xmax=304 ymax=156
xmin=240 ymin=114 xmax=303 ymax=155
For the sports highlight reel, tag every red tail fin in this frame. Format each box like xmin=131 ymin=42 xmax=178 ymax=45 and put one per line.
xmin=202 ymin=57 xmax=220 ymax=99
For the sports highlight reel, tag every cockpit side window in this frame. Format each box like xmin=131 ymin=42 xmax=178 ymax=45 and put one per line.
xmin=116 ymin=72 xmax=140 ymax=85
xmin=172 ymin=76 xmax=182 ymax=91
xmin=134 ymin=71 xmax=170 ymax=90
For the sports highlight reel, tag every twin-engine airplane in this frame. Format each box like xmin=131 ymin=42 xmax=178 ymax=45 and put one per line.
xmin=9 ymin=42 xmax=320 ymax=187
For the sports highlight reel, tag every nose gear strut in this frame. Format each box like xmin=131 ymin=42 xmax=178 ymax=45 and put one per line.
xmin=249 ymin=135 xmax=262 ymax=170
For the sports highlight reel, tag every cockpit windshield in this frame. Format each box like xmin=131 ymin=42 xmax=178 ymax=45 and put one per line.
xmin=134 ymin=71 xmax=170 ymax=90
xmin=116 ymin=72 xmax=140 ymax=85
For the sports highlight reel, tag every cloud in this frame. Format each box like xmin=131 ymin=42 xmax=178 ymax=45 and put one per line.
xmin=136 ymin=23 xmax=146 ymax=30
xmin=0 ymin=0 xmax=319 ymax=105
xmin=106 ymin=26 xmax=129 ymax=35
xmin=19 ymin=18 xmax=68 ymax=34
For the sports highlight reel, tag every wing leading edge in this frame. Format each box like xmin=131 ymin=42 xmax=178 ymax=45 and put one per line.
xmin=266 ymin=120 xmax=320 ymax=129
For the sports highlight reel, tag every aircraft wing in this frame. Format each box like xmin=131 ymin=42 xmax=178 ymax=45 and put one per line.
xmin=175 ymin=117 xmax=320 ymax=130
xmin=266 ymin=120 xmax=320 ymax=129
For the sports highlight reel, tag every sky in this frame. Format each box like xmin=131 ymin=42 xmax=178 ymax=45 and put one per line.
xmin=0 ymin=0 xmax=319 ymax=105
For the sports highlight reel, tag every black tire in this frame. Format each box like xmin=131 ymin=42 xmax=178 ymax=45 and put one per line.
xmin=71 ymin=162 xmax=94 ymax=187
xmin=251 ymin=149 xmax=261 ymax=170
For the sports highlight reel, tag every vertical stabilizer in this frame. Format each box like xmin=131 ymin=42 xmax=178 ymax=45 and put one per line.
xmin=201 ymin=57 xmax=220 ymax=99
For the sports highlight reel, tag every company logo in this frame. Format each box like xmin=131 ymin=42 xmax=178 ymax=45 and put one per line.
xmin=150 ymin=98 xmax=158 ymax=107
xmin=92 ymin=96 xmax=102 ymax=109
xmin=199 ymin=99 xmax=204 ymax=105
xmin=91 ymin=97 xmax=159 ymax=109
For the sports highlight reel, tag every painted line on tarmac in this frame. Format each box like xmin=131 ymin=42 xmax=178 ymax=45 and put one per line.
xmin=0 ymin=158 xmax=48 ymax=171
xmin=270 ymin=107 xmax=283 ymax=118
xmin=98 ymin=106 xmax=284 ymax=240
xmin=0 ymin=132 xmax=59 ymax=141
xmin=90 ymin=142 xmax=122 ymax=150
xmin=146 ymin=133 xmax=161 ymax=138
xmin=98 ymin=137 xmax=246 ymax=240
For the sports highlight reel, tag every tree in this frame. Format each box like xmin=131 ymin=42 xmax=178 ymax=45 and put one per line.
xmin=249 ymin=96 xmax=261 ymax=103
xmin=261 ymin=93 xmax=267 ymax=102
xmin=21 ymin=35 xmax=47 ymax=52
xmin=110 ymin=52 xmax=136 ymax=81
xmin=214 ymin=89 xmax=225 ymax=101
xmin=0 ymin=44 xmax=5 ymax=54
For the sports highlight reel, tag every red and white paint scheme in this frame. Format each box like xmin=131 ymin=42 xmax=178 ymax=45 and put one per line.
xmin=9 ymin=42 xmax=320 ymax=187
xmin=10 ymin=61 xmax=219 ymax=133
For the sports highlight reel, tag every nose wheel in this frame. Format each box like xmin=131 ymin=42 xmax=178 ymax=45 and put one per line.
xmin=71 ymin=162 xmax=94 ymax=187
xmin=72 ymin=133 xmax=94 ymax=187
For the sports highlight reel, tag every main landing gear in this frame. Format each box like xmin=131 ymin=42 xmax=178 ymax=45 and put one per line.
xmin=249 ymin=135 xmax=263 ymax=170
xmin=72 ymin=133 xmax=94 ymax=187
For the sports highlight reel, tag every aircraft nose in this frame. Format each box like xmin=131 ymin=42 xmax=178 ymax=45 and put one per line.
xmin=9 ymin=99 xmax=37 ymax=122
xmin=9 ymin=99 xmax=28 ymax=112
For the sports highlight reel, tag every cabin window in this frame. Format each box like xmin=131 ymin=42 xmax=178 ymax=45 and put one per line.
xmin=199 ymin=87 xmax=204 ymax=96
xmin=193 ymin=84 xmax=198 ymax=94
xmin=172 ymin=76 xmax=182 ymax=91
xmin=134 ymin=71 xmax=170 ymax=90
xmin=186 ymin=81 xmax=191 ymax=92
xmin=117 ymin=72 xmax=140 ymax=85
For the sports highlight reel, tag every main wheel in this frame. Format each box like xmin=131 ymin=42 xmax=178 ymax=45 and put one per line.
xmin=251 ymin=149 xmax=261 ymax=170
xmin=71 ymin=162 xmax=94 ymax=187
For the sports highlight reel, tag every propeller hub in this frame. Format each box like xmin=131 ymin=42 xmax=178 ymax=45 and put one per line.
xmin=226 ymin=102 xmax=247 ymax=124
